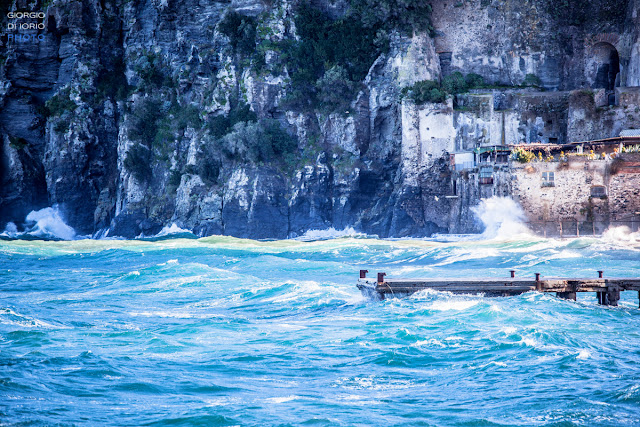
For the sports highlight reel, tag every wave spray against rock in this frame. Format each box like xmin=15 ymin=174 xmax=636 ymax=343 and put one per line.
xmin=472 ymin=196 xmax=531 ymax=239
xmin=1 ymin=205 xmax=77 ymax=240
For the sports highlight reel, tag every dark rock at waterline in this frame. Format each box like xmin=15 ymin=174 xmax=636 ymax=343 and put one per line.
xmin=109 ymin=211 xmax=162 ymax=238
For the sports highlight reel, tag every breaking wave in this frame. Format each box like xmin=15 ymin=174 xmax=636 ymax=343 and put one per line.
xmin=600 ymin=225 xmax=640 ymax=249
xmin=1 ymin=205 xmax=78 ymax=240
xmin=292 ymin=227 xmax=371 ymax=241
xmin=139 ymin=223 xmax=198 ymax=241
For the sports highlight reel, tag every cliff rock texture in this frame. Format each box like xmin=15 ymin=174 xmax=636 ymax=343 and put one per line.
xmin=2 ymin=0 xmax=640 ymax=238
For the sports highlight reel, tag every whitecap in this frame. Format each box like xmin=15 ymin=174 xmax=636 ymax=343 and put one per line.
xmin=501 ymin=326 xmax=517 ymax=334
xmin=292 ymin=227 xmax=369 ymax=241
xmin=576 ymin=349 xmax=591 ymax=360
xmin=426 ymin=299 xmax=480 ymax=311
xmin=156 ymin=223 xmax=193 ymax=237
xmin=266 ymin=395 xmax=298 ymax=403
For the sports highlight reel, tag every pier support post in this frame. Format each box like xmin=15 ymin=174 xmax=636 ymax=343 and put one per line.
xmin=606 ymin=288 xmax=620 ymax=307
xmin=557 ymin=292 xmax=576 ymax=301
xmin=597 ymin=292 xmax=605 ymax=305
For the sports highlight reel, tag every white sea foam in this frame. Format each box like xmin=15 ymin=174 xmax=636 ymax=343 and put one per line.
xmin=426 ymin=299 xmax=480 ymax=311
xmin=1 ymin=205 xmax=78 ymax=240
xmin=156 ymin=223 xmax=193 ymax=237
xmin=472 ymin=196 xmax=532 ymax=239
xmin=577 ymin=350 xmax=591 ymax=360
xmin=2 ymin=222 xmax=18 ymax=235
xmin=293 ymin=227 xmax=368 ymax=241
xmin=501 ymin=326 xmax=517 ymax=334
xmin=601 ymin=226 xmax=640 ymax=249
xmin=265 ymin=395 xmax=298 ymax=403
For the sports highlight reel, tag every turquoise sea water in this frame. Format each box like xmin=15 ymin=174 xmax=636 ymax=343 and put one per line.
xmin=1 ymin=233 xmax=640 ymax=426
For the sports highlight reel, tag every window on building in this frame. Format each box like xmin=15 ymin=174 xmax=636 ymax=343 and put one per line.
xmin=479 ymin=166 xmax=493 ymax=185
xmin=591 ymin=185 xmax=606 ymax=198
xmin=541 ymin=171 xmax=555 ymax=187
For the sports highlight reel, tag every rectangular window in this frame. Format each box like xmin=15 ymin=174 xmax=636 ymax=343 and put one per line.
xmin=541 ymin=171 xmax=555 ymax=187
xmin=479 ymin=167 xmax=493 ymax=184
xmin=591 ymin=186 xmax=606 ymax=198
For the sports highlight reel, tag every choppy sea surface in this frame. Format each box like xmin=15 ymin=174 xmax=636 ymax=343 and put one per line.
xmin=2 ymin=228 xmax=640 ymax=426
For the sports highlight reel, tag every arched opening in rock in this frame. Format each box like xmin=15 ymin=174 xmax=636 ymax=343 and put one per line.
xmin=592 ymin=42 xmax=620 ymax=90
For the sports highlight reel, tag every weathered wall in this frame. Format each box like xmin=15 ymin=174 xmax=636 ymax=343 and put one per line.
xmin=432 ymin=0 xmax=635 ymax=90
xmin=509 ymin=155 xmax=640 ymax=235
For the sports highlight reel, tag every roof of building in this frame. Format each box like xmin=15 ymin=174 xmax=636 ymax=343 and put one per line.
xmin=620 ymin=129 xmax=640 ymax=137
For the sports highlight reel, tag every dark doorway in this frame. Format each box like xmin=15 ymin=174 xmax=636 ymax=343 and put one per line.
xmin=592 ymin=43 xmax=620 ymax=90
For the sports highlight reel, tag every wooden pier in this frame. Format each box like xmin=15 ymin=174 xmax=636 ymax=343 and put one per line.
xmin=356 ymin=270 xmax=640 ymax=307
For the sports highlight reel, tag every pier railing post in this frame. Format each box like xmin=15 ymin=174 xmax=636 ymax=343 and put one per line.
xmin=377 ymin=272 xmax=386 ymax=284
xmin=597 ymin=271 xmax=606 ymax=305
xmin=360 ymin=269 xmax=368 ymax=279
xmin=535 ymin=273 xmax=542 ymax=291
xmin=510 ymin=270 xmax=515 ymax=278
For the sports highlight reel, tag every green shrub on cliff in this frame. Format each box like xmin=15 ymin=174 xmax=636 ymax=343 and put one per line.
xmin=275 ymin=3 xmax=379 ymax=112
xmin=128 ymin=98 xmax=203 ymax=153
xmin=96 ymin=58 xmax=131 ymax=101
xmin=442 ymin=72 xmax=468 ymax=95
xmin=127 ymin=98 xmax=163 ymax=146
xmin=402 ymin=80 xmax=447 ymax=104
xmin=523 ymin=73 xmax=542 ymax=87
xmin=402 ymin=72 xmax=488 ymax=105
xmin=221 ymin=119 xmax=297 ymax=163
xmin=45 ymin=87 xmax=76 ymax=117
xmin=218 ymin=11 xmax=257 ymax=56
xmin=207 ymin=101 xmax=257 ymax=138
xmin=316 ymin=65 xmax=358 ymax=113
xmin=254 ymin=0 xmax=433 ymax=112
xmin=124 ymin=143 xmax=152 ymax=182
xmin=133 ymin=51 xmax=173 ymax=91
xmin=349 ymin=0 xmax=434 ymax=35
xmin=465 ymin=73 xmax=485 ymax=89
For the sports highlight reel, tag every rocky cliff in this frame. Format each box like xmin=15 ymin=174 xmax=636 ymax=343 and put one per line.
xmin=2 ymin=0 xmax=640 ymax=238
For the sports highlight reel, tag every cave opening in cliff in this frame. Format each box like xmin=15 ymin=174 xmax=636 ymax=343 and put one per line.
xmin=592 ymin=42 xmax=620 ymax=91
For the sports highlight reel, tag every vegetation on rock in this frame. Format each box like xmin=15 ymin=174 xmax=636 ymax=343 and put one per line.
xmin=218 ymin=11 xmax=258 ymax=56
xmin=124 ymin=143 xmax=152 ymax=182
xmin=402 ymin=72 xmax=488 ymax=104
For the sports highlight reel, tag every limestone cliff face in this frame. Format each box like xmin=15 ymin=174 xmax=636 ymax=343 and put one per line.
xmin=2 ymin=0 xmax=640 ymax=238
